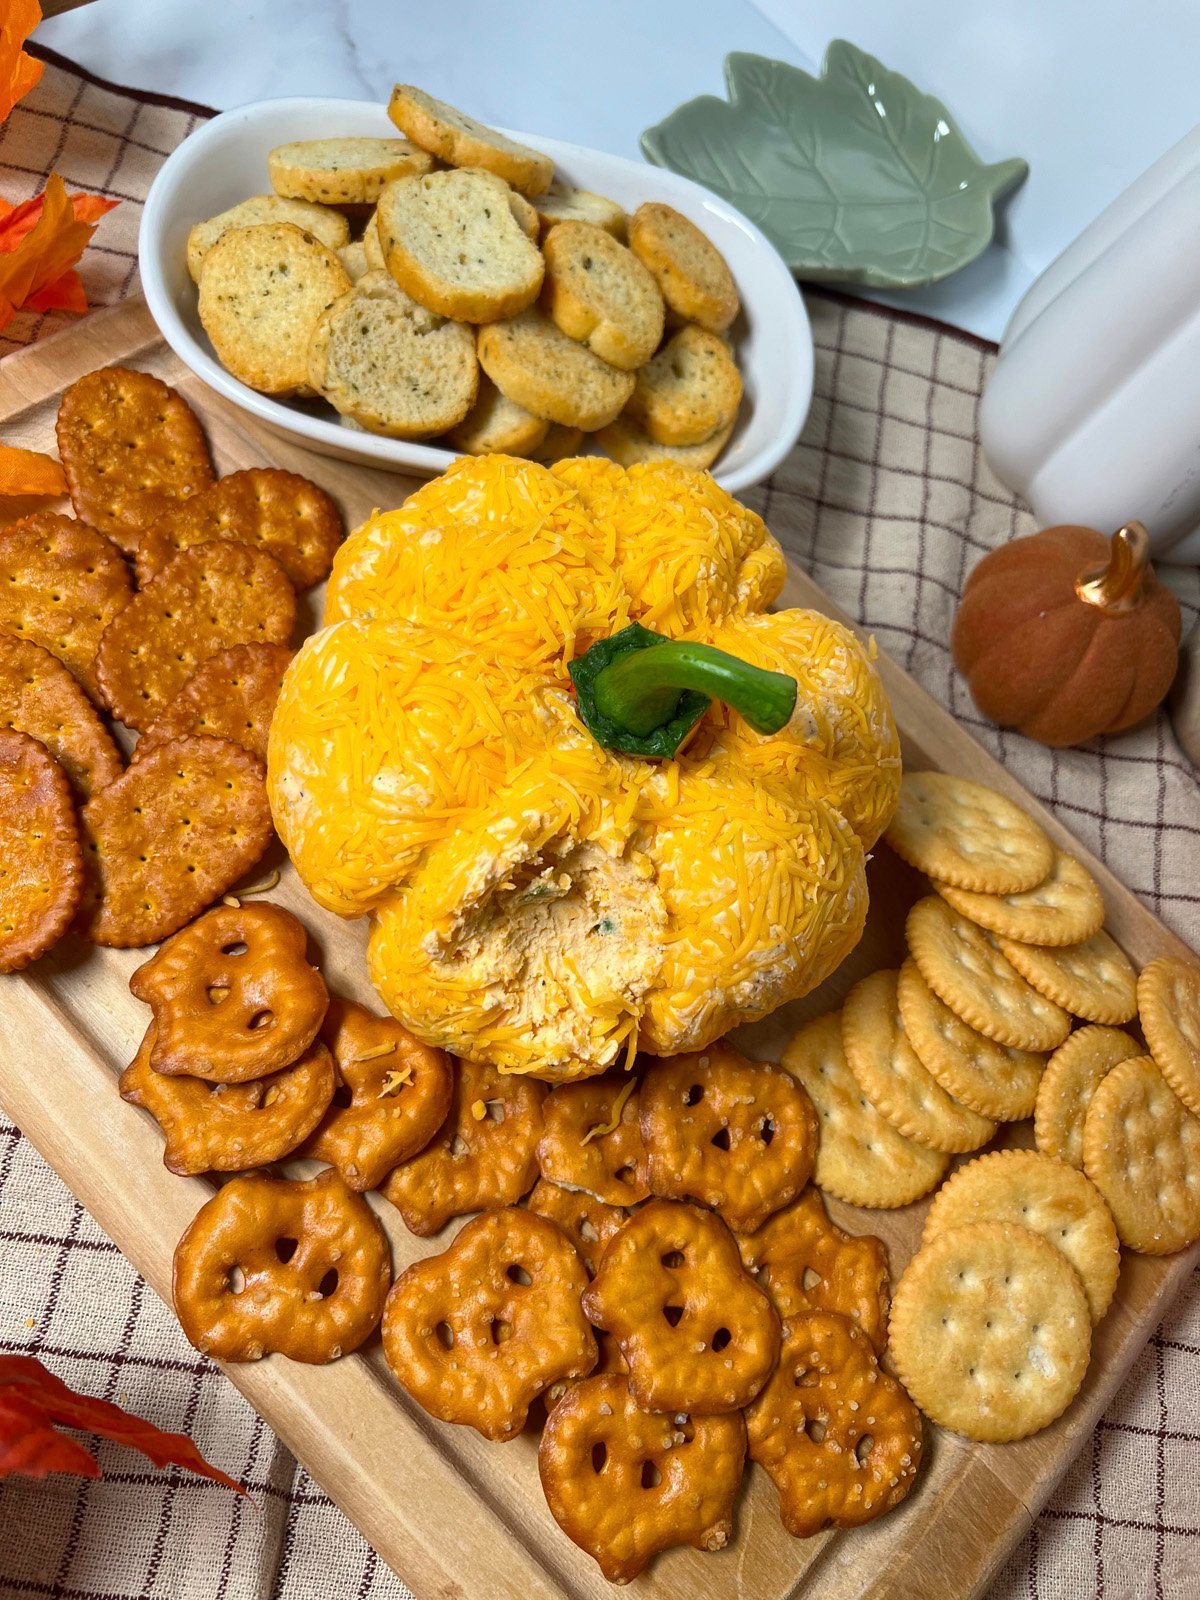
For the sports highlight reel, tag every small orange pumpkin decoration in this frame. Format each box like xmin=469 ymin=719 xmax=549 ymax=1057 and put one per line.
xmin=952 ymin=521 xmax=1181 ymax=747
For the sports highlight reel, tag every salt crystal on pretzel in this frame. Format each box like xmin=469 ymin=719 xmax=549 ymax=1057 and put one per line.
xmin=526 ymin=1177 xmax=630 ymax=1277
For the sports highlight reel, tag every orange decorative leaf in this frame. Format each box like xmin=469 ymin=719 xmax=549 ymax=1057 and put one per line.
xmin=0 ymin=441 xmax=66 ymax=496
xmin=26 ymin=268 xmax=87 ymax=314
xmin=0 ymin=1356 xmax=248 ymax=1493
xmin=0 ymin=175 xmax=117 ymax=330
xmin=0 ymin=0 xmax=43 ymax=125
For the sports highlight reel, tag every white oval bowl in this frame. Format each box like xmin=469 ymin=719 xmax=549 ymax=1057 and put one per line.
xmin=139 ymin=97 xmax=812 ymax=493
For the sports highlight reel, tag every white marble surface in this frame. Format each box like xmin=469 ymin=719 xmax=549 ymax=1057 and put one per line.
xmin=37 ymin=0 xmax=1200 ymax=342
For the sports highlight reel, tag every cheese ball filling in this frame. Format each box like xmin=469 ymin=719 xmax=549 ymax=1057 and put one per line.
xmin=369 ymin=779 xmax=667 ymax=1079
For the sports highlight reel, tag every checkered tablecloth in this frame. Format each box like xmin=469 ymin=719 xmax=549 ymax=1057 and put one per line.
xmin=1 ymin=43 xmax=1198 ymax=1600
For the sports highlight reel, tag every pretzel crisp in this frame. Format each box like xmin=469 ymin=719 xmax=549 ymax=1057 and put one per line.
xmin=0 ymin=633 xmax=122 ymax=800
xmin=0 ymin=729 xmax=82 ymax=973
xmin=736 ymin=1187 xmax=891 ymax=1355
xmin=639 ymin=1042 xmax=818 ymax=1231
xmin=56 ymin=366 xmax=215 ymax=555
xmin=581 ymin=1199 xmax=780 ymax=1413
xmin=302 ymin=996 xmax=454 ymax=1190
xmin=94 ymin=540 xmax=295 ymax=733
xmin=381 ymin=1057 xmax=545 ymax=1235
xmin=382 ymin=1207 xmax=595 ymax=1440
xmin=75 ymin=736 xmax=273 ymax=948
xmin=536 ymin=1073 xmax=650 ymax=1206
xmin=746 ymin=1311 xmax=923 ymax=1538
xmin=129 ymin=902 xmax=328 ymax=1082
xmin=134 ymin=466 xmax=343 ymax=590
xmin=539 ymin=1374 xmax=747 ymax=1584
xmin=133 ymin=643 xmax=294 ymax=765
xmin=120 ymin=1021 xmax=335 ymax=1175
xmin=0 ymin=511 xmax=132 ymax=701
xmin=172 ymin=1167 xmax=391 ymax=1362
xmin=526 ymin=1178 xmax=630 ymax=1277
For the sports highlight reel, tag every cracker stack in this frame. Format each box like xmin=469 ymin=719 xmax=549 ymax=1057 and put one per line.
xmin=188 ymin=85 xmax=746 ymax=467
xmin=787 ymin=768 xmax=1200 ymax=1445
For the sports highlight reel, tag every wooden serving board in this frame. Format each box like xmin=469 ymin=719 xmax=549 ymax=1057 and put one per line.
xmin=2 ymin=297 xmax=1197 ymax=1600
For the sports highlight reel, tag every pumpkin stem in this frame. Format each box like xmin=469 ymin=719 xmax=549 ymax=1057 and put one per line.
xmin=569 ymin=622 xmax=797 ymax=759
xmin=1075 ymin=521 xmax=1151 ymax=614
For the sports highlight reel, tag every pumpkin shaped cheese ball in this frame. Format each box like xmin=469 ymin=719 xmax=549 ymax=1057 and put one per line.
xmin=268 ymin=454 xmax=899 ymax=1081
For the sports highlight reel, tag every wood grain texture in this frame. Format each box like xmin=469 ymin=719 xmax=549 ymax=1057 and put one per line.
xmin=1 ymin=297 xmax=1196 ymax=1600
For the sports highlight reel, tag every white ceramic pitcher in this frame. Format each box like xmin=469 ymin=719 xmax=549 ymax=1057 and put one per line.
xmin=980 ymin=124 xmax=1200 ymax=565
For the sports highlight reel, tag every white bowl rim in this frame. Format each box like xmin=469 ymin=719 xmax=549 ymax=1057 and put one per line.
xmin=139 ymin=94 xmax=813 ymax=494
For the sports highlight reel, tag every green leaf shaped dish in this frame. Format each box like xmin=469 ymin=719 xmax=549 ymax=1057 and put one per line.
xmin=640 ymin=41 xmax=1028 ymax=289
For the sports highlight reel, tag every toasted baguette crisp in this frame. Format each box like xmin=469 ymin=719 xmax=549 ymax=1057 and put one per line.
xmin=388 ymin=84 xmax=553 ymax=196
xmin=307 ymin=270 xmax=478 ymax=438
xmin=198 ymin=223 xmax=351 ymax=396
xmin=338 ymin=240 xmax=370 ymax=282
xmin=531 ymin=181 xmax=626 ymax=241
xmin=444 ymin=376 xmax=549 ymax=456
xmin=363 ymin=211 xmax=386 ymax=271
xmin=625 ymin=324 xmax=742 ymax=446
xmin=629 ymin=202 xmax=739 ymax=334
xmin=376 ymin=169 xmax=544 ymax=323
xmin=597 ymin=412 xmax=734 ymax=470
xmin=268 ymin=137 xmax=433 ymax=206
xmin=187 ymin=195 xmax=349 ymax=283
xmin=541 ymin=221 xmax=664 ymax=371
xmin=526 ymin=423 xmax=586 ymax=463
xmin=477 ymin=307 xmax=634 ymax=430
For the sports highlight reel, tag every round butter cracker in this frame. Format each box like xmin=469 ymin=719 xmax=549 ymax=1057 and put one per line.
xmin=934 ymin=849 xmax=1104 ymax=948
xmin=888 ymin=1219 xmax=1092 ymax=1442
xmin=841 ymin=968 xmax=996 ymax=1153
xmin=921 ymin=1148 xmax=1120 ymax=1323
xmin=998 ymin=930 xmax=1138 ymax=1026
xmin=886 ymin=771 xmax=1053 ymax=894
xmin=897 ymin=958 xmax=1046 ymax=1121
xmin=1035 ymin=1025 xmax=1142 ymax=1170
xmin=1082 ymin=1054 xmax=1200 ymax=1255
xmin=907 ymin=896 xmax=1071 ymax=1052
xmin=782 ymin=1010 xmax=948 ymax=1209
xmin=1138 ymin=956 xmax=1200 ymax=1117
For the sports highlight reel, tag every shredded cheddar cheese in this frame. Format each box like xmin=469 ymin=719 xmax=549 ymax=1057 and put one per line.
xmin=581 ymin=1076 xmax=637 ymax=1144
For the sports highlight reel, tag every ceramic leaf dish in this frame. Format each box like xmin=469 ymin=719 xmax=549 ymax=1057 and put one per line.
xmin=641 ymin=41 xmax=1027 ymax=289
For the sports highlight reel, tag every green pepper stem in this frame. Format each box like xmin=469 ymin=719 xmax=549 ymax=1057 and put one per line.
xmin=590 ymin=639 xmax=797 ymax=738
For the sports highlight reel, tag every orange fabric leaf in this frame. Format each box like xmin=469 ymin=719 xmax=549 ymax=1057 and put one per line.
xmin=0 ymin=175 xmax=117 ymax=330
xmin=0 ymin=1356 xmax=247 ymax=1493
xmin=25 ymin=267 xmax=87 ymax=314
xmin=0 ymin=442 xmax=67 ymax=496
xmin=0 ymin=0 xmax=42 ymax=125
